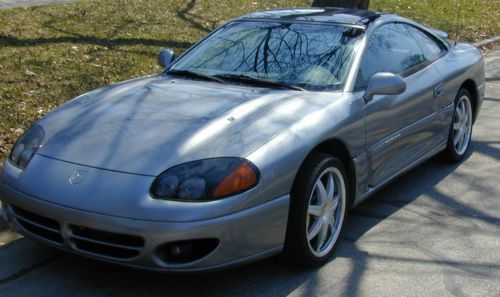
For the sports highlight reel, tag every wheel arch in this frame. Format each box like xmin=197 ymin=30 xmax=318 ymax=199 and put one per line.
xmin=460 ymin=79 xmax=479 ymax=123
xmin=298 ymin=139 xmax=357 ymax=208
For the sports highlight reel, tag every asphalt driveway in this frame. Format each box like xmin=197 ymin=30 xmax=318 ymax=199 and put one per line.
xmin=0 ymin=50 xmax=499 ymax=297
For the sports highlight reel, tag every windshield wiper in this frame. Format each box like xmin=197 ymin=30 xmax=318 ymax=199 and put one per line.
xmin=214 ymin=74 xmax=305 ymax=91
xmin=166 ymin=69 xmax=225 ymax=84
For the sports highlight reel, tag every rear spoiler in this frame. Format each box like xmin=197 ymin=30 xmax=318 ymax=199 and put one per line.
xmin=430 ymin=28 xmax=456 ymax=47
xmin=430 ymin=28 xmax=448 ymax=39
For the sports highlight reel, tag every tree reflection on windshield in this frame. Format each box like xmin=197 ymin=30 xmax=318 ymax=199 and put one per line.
xmin=171 ymin=21 xmax=363 ymax=91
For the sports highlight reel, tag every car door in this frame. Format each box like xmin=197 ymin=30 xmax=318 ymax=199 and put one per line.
xmin=356 ymin=23 xmax=444 ymax=187
xmin=404 ymin=23 xmax=451 ymax=137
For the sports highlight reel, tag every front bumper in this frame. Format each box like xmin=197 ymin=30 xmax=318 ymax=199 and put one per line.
xmin=0 ymin=179 xmax=289 ymax=272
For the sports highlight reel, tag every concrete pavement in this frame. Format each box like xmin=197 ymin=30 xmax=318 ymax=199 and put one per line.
xmin=0 ymin=51 xmax=499 ymax=297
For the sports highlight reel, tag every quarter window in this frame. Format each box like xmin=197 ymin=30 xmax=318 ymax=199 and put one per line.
xmin=403 ymin=25 xmax=446 ymax=62
xmin=355 ymin=23 xmax=427 ymax=89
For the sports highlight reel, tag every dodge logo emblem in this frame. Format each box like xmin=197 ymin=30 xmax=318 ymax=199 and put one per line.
xmin=69 ymin=170 xmax=88 ymax=185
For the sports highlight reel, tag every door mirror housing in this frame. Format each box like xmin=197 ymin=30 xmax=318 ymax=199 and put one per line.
xmin=158 ymin=48 xmax=175 ymax=69
xmin=363 ymin=72 xmax=406 ymax=102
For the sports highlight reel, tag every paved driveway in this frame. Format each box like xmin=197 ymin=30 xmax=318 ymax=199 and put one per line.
xmin=0 ymin=51 xmax=499 ymax=297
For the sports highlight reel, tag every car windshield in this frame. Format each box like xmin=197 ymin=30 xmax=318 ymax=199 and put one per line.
xmin=169 ymin=21 xmax=364 ymax=91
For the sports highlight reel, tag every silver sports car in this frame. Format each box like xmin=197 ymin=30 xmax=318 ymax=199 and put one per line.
xmin=0 ymin=8 xmax=484 ymax=271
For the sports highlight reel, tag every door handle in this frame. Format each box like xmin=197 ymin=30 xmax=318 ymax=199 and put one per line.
xmin=433 ymin=83 xmax=445 ymax=98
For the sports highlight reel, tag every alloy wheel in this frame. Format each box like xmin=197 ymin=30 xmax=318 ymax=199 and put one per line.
xmin=306 ymin=167 xmax=346 ymax=257
xmin=452 ymin=96 xmax=473 ymax=155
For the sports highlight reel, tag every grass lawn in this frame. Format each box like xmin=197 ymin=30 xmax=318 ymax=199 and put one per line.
xmin=0 ymin=0 xmax=498 ymax=159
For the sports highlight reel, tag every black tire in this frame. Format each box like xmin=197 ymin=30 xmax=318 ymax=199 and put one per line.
xmin=283 ymin=153 xmax=348 ymax=267
xmin=443 ymin=88 xmax=474 ymax=162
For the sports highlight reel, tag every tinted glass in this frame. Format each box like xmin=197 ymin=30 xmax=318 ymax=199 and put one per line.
xmin=404 ymin=25 xmax=445 ymax=62
xmin=356 ymin=23 xmax=426 ymax=89
xmin=171 ymin=21 xmax=363 ymax=91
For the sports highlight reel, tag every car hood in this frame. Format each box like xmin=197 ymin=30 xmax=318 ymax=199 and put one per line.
xmin=37 ymin=75 xmax=340 ymax=176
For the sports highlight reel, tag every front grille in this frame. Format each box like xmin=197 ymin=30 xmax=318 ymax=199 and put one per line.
xmin=11 ymin=205 xmax=63 ymax=244
xmin=70 ymin=225 xmax=144 ymax=259
xmin=10 ymin=205 xmax=144 ymax=260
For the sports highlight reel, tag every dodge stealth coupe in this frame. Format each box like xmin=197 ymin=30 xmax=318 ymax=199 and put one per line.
xmin=0 ymin=8 xmax=484 ymax=271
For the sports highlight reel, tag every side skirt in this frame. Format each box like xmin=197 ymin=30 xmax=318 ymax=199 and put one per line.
xmin=351 ymin=141 xmax=447 ymax=207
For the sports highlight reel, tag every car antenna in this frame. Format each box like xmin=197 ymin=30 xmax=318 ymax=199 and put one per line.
xmin=454 ymin=0 xmax=463 ymax=46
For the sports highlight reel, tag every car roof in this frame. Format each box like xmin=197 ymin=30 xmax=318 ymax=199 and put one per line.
xmin=239 ymin=7 xmax=382 ymax=26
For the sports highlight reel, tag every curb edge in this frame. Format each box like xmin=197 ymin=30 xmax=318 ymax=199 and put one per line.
xmin=474 ymin=36 xmax=500 ymax=48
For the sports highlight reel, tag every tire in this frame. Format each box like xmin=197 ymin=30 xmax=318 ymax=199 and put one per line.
xmin=443 ymin=88 xmax=474 ymax=162
xmin=284 ymin=153 xmax=348 ymax=267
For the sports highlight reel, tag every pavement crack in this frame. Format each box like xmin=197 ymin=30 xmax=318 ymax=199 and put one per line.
xmin=0 ymin=254 xmax=63 ymax=285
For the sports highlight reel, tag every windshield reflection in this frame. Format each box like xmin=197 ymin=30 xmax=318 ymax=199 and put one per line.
xmin=170 ymin=21 xmax=363 ymax=91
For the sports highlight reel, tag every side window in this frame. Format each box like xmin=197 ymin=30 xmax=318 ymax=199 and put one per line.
xmin=404 ymin=25 xmax=446 ymax=62
xmin=355 ymin=23 xmax=426 ymax=89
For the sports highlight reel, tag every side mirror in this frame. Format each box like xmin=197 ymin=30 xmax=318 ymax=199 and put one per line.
xmin=158 ymin=48 xmax=175 ymax=69
xmin=363 ymin=72 xmax=406 ymax=102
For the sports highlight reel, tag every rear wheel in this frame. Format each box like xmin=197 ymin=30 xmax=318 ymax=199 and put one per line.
xmin=443 ymin=89 xmax=473 ymax=162
xmin=284 ymin=153 xmax=348 ymax=267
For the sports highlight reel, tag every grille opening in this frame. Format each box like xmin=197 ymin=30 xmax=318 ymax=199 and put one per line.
xmin=156 ymin=238 xmax=219 ymax=264
xmin=17 ymin=219 xmax=63 ymax=244
xmin=70 ymin=225 xmax=144 ymax=247
xmin=72 ymin=238 xmax=140 ymax=259
xmin=11 ymin=206 xmax=60 ymax=231
xmin=9 ymin=205 xmax=146 ymax=260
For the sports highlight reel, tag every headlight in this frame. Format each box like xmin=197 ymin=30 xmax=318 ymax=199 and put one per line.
xmin=151 ymin=158 xmax=259 ymax=201
xmin=9 ymin=124 xmax=45 ymax=169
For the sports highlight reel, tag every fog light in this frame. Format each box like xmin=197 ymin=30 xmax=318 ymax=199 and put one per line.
xmin=155 ymin=238 xmax=219 ymax=264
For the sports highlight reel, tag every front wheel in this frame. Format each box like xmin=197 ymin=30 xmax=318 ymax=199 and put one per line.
xmin=284 ymin=153 xmax=348 ymax=267
xmin=443 ymin=89 xmax=474 ymax=162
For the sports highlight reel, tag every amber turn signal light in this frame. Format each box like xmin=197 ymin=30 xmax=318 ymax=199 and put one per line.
xmin=213 ymin=162 xmax=258 ymax=198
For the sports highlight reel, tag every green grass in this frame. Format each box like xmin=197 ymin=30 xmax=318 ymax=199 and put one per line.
xmin=371 ymin=0 xmax=499 ymax=41
xmin=0 ymin=0 xmax=498 ymax=159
